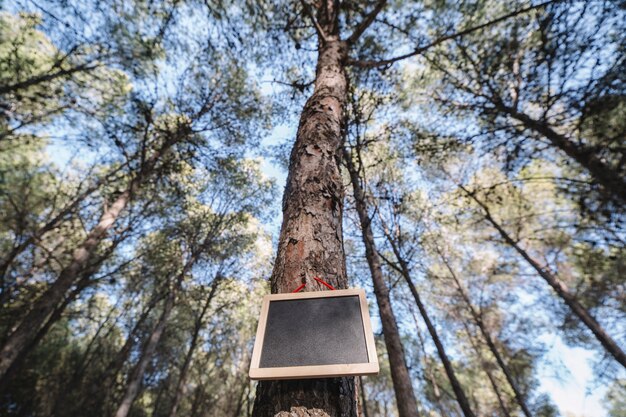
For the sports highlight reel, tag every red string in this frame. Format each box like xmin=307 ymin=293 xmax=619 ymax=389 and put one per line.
xmin=314 ymin=277 xmax=336 ymax=290
xmin=292 ymin=283 xmax=306 ymax=293
xmin=291 ymin=277 xmax=336 ymax=293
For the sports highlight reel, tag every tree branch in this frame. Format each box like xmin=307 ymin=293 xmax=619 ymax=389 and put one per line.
xmin=346 ymin=0 xmax=388 ymax=45
xmin=348 ymin=0 xmax=559 ymax=68
xmin=299 ymin=0 xmax=329 ymax=43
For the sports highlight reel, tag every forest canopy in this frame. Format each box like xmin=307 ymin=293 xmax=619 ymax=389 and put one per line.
xmin=0 ymin=0 xmax=624 ymax=416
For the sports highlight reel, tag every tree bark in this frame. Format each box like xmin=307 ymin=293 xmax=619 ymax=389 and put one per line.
xmin=377 ymin=219 xmax=475 ymax=417
xmin=437 ymin=248 xmax=532 ymax=417
xmin=76 ymin=291 xmax=163 ymax=416
xmin=250 ymin=1 xmax=402 ymax=414
xmin=251 ymin=17 xmax=357 ymax=417
xmin=461 ymin=185 xmax=626 ymax=369
xmin=344 ymin=148 xmax=419 ymax=417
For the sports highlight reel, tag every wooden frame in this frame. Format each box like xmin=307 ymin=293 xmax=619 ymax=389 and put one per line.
xmin=249 ymin=288 xmax=379 ymax=380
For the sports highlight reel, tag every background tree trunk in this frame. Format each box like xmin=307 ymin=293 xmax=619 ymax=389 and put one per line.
xmin=114 ymin=284 xmax=176 ymax=417
xmin=167 ymin=278 xmax=220 ymax=417
xmin=358 ymin=376 xmax=370 ymax=417
xmin=461 ymin=185 xmax=626 ymax=368
xmin=412 ymin=317 xmax=449 ymax=417
xmin=0 ymin=132 xmax=181 ymax=382
xmin=438 ymin=249 xmax=532 ymax=417
xmin=460 ymin=320 xmax=512 ymax=417
xmin=377 ymin=218 xmax=475 ymax=417
xmin=344 ymin=147 xmax=419 ymax=417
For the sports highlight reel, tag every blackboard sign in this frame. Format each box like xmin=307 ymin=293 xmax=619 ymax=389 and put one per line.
xmin=249 ymin=289 xmax=378 ymax=380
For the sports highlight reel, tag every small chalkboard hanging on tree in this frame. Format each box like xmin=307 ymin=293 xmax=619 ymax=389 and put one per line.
xmin=249 ymin=287 xmax=379 ymax=380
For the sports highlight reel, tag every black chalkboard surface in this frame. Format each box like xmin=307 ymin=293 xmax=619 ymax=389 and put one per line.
xmin=249 ymin=289 xmax=378 ymax=380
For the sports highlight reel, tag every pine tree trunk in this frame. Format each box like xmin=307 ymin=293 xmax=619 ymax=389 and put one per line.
xmin=0 ymin=134 xmax=181 ymax=383
xmin=344 ymin=148 xmax=419 ymax=417
xmin=462 ymin=186 xmax=626 ymax=368
xmin=439 ymin=249 xmax=532 ymax=417
xmin=113 ymin=287 xmax=176 ymax=417
xmin=400 ymin=267 xmax=475 ymax=417
xmin=358 ymin=377 xmax=370 ymax=417
xmin=0 ymin=162 xmax=127 ymax=284
xmin=250 ymin=31 xmax=357 ymax=417
xmin=411 ymin=311 xmax=449 ymax=417
xmin=0 ymin=190 xmax=130 ymax=381
xmin=167 ymin=278 xmax=220 ymax=417
xmin=377 ymin=219 xmax=475 ymax=417
xmin=107 ymin=295 xmax=161 ymax=384
xmin=231 ymin=350 xmax=253 ymax=417
xmin=460 ymin=319 xmax=512 ymax=417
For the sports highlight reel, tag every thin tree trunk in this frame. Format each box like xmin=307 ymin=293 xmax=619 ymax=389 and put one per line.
xmin=113 ymin=285 xmax=176 ymax=417
xmin=113 ymin=211 xmax=221 ymax=417
xmin=167 ymin=278 xmax=221 ymax=417
xmin=98 ymin=301 xmax=156 ymax=416
xmin=251 ymin=5 xmax=357 ymax=417
xmin=377 ymin=218 xmax=476 ymax=417
xmin=358 ymin=376 xmax=370 ymax=417
xmin=411 ymin=309 xmax=450 ymax=417
xmin=460 ymin=184 xmax=626 ymax=368
xmin=437 ymin=247 xmax=532 ymax=417
xmin=0 ymin=134 xmax=182 ymax=383
xmin=460 ymin=319 xmax=512 ymax=417
xmin=0 ymin=276 xmax=89 ymax=395
xmin=0 ymin=190 xmax=130 ymax=381
xmin=190 ymin=353 xmax=219 ymax=417
xmin=103 ymin=293 xmax=162 ymax=394
xmin=231 ymin=350 xmax=253 ymax=417
xmin=344 ymin=147 xmax=420 ymax=417
xmin=0 ymin=162 xmax=128 ymax=283
xmin=234 ymin=383 xmax=251 ymax=417
xmin=501 ymin=104 xmax=626 ymax=202
xmin=190 ymin=382 xmax=206 ymax=417
xmin=151 ymin=378 xmax=169 ymax=417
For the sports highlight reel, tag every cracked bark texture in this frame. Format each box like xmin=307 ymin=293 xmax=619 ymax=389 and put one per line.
xmin=251 ymin=25 xmax=357 ymax=417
